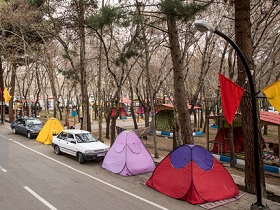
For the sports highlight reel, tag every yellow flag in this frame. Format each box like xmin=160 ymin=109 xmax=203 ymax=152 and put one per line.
xmin=262 ymin=80 xmax=280 ymax=112
xmin=4 ymin=87 xmax=12 ymax=103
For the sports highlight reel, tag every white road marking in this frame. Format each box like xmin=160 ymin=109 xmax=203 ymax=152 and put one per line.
xmin=0 ymin=135 xmax=8 ymax=172
xmin=9 ymin=139 xmax=168 ymax=210
xmin=24 ymin=186 xmax=57 ymax=210
xmin=0 ymin=166 xmax=7 ymax=172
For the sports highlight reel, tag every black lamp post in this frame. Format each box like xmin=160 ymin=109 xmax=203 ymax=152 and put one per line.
xmin=194 ymin=20 xmax=264 ymax=209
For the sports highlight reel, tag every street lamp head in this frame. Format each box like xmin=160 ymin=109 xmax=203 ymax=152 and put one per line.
xmin=194 ymin=20 xmax=215 ymax=33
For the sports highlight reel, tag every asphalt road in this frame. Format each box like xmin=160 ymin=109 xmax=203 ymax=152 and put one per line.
xmin=0 ymin=124 xmax=202 ymax=210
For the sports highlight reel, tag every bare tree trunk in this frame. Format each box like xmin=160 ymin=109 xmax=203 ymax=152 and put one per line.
xmin=64 ymin=91 xmax=71 ymax=129
xmin=78 ymin=0 xmax=90 ymax=131
xmin=76 ymin=93 xmax=81 ymax=123
xmin=105 ymin=114 xmax=110 ymax=140
xmin=136 ymin=0 xmax=158 ymax=157
xmin=34 ymin=66 xmax=41 ymax=118
xmin=46 ymin=50 xmax=59 ymax=119
xmin=110 ymin=115 xmax=118 ymax=146
xmin=110 ymin=98 xmax=119 ymax=146
xmin=150 ymin=103 xmax=159 ymax=158
xmin=173 ymin=108 xmax=181 ymax=149
xmin=8 ymin=63 xmax=16 ymax=122
xmin=144 ymin=106 xmax=150 ymax=127
xmin=235 ymin=0 xmax=266 ymax=196
xmin=166 ymin=17 xmax=193 ymax=144
xmin=229 ymin=125 xmax=235 ymax=167
xmin=200 ymin=100 xmax=204 ymax=129
xmin=98 ymin=21 xmax=104 ymax=141
xmin=128 ymin=75 xmax=138 ymax=129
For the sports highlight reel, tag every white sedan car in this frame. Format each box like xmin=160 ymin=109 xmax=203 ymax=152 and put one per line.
xmin=52 ymin=130 xmax=109 ymax=164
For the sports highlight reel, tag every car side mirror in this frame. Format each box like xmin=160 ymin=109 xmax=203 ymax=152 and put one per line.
xmin=70 ymin=140 xmax=76 ymax=144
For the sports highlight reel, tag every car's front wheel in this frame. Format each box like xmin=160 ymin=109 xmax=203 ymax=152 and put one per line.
xmin=12 ymin=127 xmax=17 ymax=134
xmin=27 ymin=132 xmax=32 ymax=139
xmin=54 ymin=145 xmax=61 ymax=155
xmin=77 ymin=153 xmax=85 ymax=164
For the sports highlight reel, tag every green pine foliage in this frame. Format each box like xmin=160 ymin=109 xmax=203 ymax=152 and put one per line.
xmin=160 ymin=0 xmax=209 ymax=21
xmin=87 ymin=5 xmax=130 ymax=29
xmin=115 ymin=50 xmax=139 ymax=66
xmin=26 ymin=0 xmax=44 ymax=8
xmin=57 ymin=67 xmax=79 ymax=81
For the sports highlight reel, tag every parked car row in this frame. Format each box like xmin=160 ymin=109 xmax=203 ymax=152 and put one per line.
xmin=10 ymin=117 xmax=109 ymax=164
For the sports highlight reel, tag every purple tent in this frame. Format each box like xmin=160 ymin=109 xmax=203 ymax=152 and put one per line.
xmin=102 ymin=130 xmax=155 ymax=176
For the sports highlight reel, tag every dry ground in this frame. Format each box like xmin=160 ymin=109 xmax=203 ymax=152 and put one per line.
xmin=96 ymin=124 xmax=280 ymax=203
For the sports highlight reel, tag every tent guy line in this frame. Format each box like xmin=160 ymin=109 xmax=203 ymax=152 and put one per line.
xmin=7 ymin=137 xmax=169 ymax=210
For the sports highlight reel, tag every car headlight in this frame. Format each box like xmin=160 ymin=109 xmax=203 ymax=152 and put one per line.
xmin=85 ymin=150 xmax=95 ymax=154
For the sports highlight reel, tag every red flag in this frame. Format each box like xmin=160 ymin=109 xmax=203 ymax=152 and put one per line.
xmin=219 ymin=73 xmax=245 ymax=125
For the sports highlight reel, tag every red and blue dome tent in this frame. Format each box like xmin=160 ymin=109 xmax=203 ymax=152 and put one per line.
xmin=146 ymin=144 xmax=239 ymax=204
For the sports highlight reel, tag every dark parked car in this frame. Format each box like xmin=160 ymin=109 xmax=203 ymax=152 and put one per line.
xmin=10 ymin=117 xmax=44 ymax=139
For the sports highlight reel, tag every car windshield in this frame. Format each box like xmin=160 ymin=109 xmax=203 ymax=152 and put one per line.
xmin=75 ymin=133 xmax=98 ymax=143
xmin=26 ymin=119 xmax=43 ymax=126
